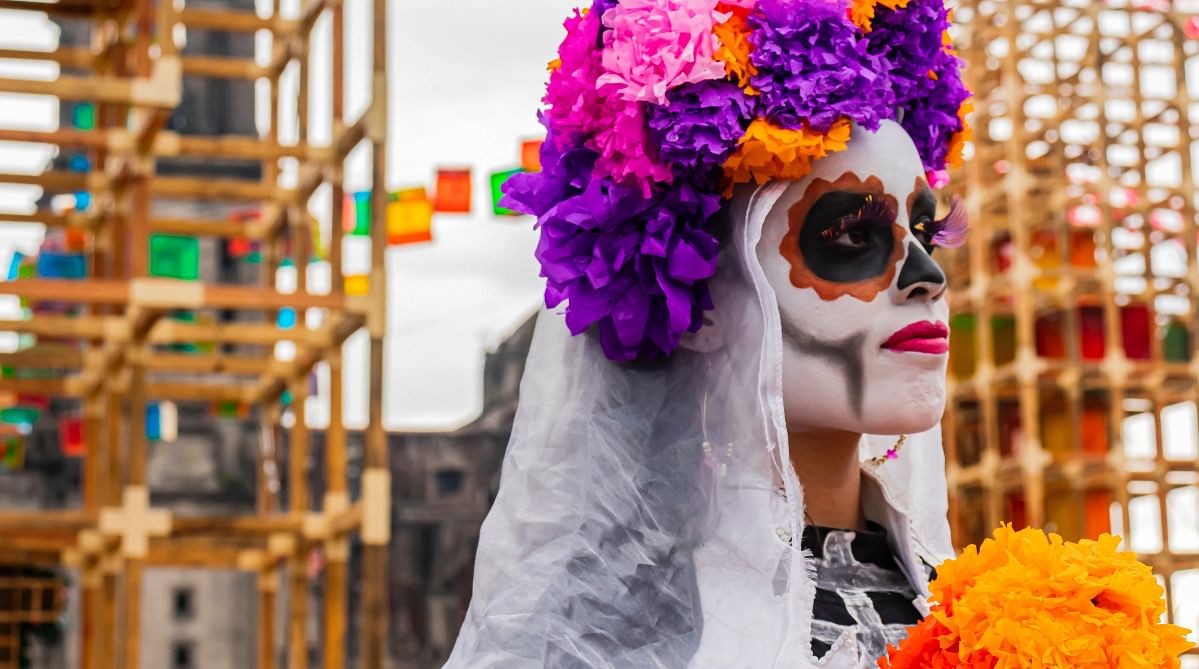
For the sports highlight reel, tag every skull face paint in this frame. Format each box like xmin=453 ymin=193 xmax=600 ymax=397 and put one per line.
xmin=756 ymin=121 xmax=950 ymax=436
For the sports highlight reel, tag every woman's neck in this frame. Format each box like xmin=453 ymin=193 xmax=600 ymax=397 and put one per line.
xmin=788 ymin=428 xmax=865 ymax=531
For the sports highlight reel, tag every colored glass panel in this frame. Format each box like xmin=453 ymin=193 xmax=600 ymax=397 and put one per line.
xmin=149 ymin=234 xmax=201 ymax=281
xmin=36 ymin=252 xmax=86 ymax=279
xmin=60 ymin=416 xmax=85 ymax=457
xmin=1079 ymin=305 xmax=1105 ymax=360
xmin=1164 ymin=321 xmax=1190 ymax=362
xmin=0 ymin=434 xmax=23 ymax=470
xmin=949 ymin=313 xmax=976 ymax=380
xmin=1081 ymin=395 xmax=1109 ymax=456
xmin=277 ymin=307 xmax=297 ymax=329
xmin=7 ymin=251 xmax=24 ymax=281
xmin=991 ymin=315 xmax=1016 ymax=366
xmin=1035 ymin=312 xmax=1066 ymax=359
xmin=1084 ymin=490 xmax=1112 ymax=539
xmin=1120 ymin=304 xmax=1152 ymax=360
xmin=1070 ymin=229 xmax=1097 ymax=268
xmin=0 ymin=406 xmax=40 ymax=425
xmin=72 ymin=102 xmax=95 ymax=130
xmin=146 ymin=403 xmax=161 ymax=440
xmin=344 ymin=274 xmax=369 ymax=296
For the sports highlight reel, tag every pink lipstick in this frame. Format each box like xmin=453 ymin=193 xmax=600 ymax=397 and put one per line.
xmin=882 ymin=320 xmax=949 ymax=355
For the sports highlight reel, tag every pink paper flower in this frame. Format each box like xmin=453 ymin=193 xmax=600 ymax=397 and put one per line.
xmin=544 ymin=7 xmax=673 ymax=193
xmin=598 ymin=0 xmax=729 ymax=105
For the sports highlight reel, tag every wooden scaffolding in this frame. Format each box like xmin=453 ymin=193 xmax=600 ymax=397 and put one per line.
xmin=0 ymin=0 xmax=392 ymax=665
xmin=945 ymin=0 xmax=1198 ymax=657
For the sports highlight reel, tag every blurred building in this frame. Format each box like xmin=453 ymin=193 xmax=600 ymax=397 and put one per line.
xmin=0 ymin=313 xmax=532 ymax=668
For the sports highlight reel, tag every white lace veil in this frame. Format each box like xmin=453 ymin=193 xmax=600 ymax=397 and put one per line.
xmin=445 ymin=182 xmax=954 ymax=668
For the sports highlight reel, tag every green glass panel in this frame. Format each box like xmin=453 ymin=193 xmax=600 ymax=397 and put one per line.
xmin=949 ymin=313 xmax=977 ymax=380
xmin=490 ymin=168 xmax=525 ymax=216
xmin=149 ymin=234 xmax=200 ymax=281
xmin=1164 ymin=321 xmax=1190 ymax=363
xmin=991 ymin=315 xmax=1017 ymax=366
xmin=73 ymin=103 xmax=95 ymax=130
xmin=0 ymin=406 xmax=41 ymax=425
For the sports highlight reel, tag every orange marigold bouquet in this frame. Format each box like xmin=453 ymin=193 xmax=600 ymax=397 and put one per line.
xmin=878 ymin=525 xmax=1193 ymax=669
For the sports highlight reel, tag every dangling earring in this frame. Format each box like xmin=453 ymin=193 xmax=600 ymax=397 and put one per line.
xmin=867 ymin=434 xmax=907 ymax=467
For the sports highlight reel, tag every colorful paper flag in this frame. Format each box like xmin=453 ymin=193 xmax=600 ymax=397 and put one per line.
xmin=490 ymin=168 xmax=526 ymax=216
xmin=343 ymin=192 xmax=371 ymax=236
xmin=521 ymin=139 xmax=543 ymax=172
xmin=386 ymin=188 xmax=433 ymax=246
xmin=149 ymin=234 xmax=200 ymax=281
xmin=434 ymin=169 xmax=472 ymax=213
xmin=59 ymin=415 xmax=85 ymax=457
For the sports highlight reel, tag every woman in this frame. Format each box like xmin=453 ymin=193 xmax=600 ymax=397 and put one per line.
xmin=448 ymin=0 xmax=971 ymax=666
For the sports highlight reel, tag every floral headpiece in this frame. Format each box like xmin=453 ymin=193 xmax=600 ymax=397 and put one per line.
xmin=503 ymin=0 xmax=972 ymax=362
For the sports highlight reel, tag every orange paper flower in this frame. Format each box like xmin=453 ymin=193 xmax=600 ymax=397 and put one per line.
xmin=850 ymin=0 xmax=912 ymax=32
xmin=713 ymin=3 xmax=758 ymax=93
xmin=722 ymin=117 xmax=852 ymax=191
xmin=878 ymin=525 xmax=1193 ymax=669
xmin=945 ymin=100 xmax=973 ymax=169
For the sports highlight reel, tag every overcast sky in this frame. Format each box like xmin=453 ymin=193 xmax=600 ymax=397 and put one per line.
xmin=0 ymin=0 xmax=579 ymax=430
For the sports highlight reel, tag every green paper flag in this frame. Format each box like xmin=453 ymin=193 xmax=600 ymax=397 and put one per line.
xmin=149 ymin=234 xmax=201 ymax=281
xmin=490 ymin=168 xmax=526 ymax=216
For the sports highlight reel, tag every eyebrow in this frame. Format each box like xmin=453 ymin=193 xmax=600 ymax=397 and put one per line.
xmin=806 ymin=191 xmax=872 ymax=226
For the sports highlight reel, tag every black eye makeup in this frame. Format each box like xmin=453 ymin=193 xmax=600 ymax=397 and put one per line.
xmin=799 ymin=190 xmax=899 ymax=284
xmin=909 ymin=187 xmax=968 ymax=253
xmin=909 ymin=187 xmax=939 ymax=253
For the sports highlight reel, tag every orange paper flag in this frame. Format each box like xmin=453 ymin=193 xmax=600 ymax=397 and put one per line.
xmin=521 ymin=139 xmax=543 ymax=172
xmin=434 ymin=169 xmax=472 ymax=213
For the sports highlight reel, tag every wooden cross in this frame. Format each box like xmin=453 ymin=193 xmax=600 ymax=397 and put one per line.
xmin=99 ymin=486 xmax=172 ymax=559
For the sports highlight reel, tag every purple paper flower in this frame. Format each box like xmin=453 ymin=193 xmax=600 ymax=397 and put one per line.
xmin=749 ymin=0 xmax=894 ymax=133
xmin=647 ymin=79 xmax=757 ymax=178
xmin=899 ymin=50 xmax=969 ymax=170
xmin=502 ymin=126 xmax=723 ymax=362
xmin=866 ymin=0 xmax=951 ymax=106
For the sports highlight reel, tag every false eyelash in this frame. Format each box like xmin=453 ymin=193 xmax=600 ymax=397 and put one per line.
xmin=819 ymin=195 xmax=897 ymax=241
xmin=927 ymin=195 xmax=968 ymax=248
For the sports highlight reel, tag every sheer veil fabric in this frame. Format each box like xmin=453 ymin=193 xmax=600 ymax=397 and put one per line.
xmin=445 ymin=182 xmax=954 ymax=668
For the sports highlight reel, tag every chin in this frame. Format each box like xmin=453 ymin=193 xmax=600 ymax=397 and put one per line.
xmin=858 ymin=376 xmax=947 ymax=434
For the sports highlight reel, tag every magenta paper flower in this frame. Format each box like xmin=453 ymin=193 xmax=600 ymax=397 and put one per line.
xmin=598 ymin=0 xmax=730 ymax=105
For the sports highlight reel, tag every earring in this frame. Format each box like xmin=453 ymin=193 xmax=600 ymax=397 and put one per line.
xmin=867 ymin=434 xmax=907 ymax=467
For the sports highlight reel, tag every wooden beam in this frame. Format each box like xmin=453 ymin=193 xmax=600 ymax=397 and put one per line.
xmin=177 ymin=7 xmax=282 ymax=32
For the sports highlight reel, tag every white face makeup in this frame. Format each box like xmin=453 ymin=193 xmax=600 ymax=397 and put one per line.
xmin=756 ymin=120 xmax=950 ymax=436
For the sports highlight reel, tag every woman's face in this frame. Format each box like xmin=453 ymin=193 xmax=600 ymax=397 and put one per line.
xmin=756 ymin=120 xmax=950 ymax=436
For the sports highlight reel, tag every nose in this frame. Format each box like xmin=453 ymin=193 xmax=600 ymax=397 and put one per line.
xmin=896 ymin=241 xmax=947 ymax=303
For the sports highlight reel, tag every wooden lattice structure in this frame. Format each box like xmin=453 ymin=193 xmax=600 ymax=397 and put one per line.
xmin=0 ymin=0 xmax=392 ymax=665
xmin=944 ymin=0 xmax=1198 ymax=656
xmin=0 ymin=571 xmax=65 ymax=669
